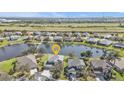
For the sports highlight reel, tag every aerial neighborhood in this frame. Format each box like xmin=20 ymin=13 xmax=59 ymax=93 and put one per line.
xmin=0 ymin=17 xmax=124 ymax=81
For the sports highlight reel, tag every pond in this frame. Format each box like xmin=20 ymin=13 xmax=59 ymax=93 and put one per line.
xmin=0 ymin=43 xmax=104 ymax=62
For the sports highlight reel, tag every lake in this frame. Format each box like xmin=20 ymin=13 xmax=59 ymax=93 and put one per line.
xmin=0 ymin=43 xmax=104 ymax=62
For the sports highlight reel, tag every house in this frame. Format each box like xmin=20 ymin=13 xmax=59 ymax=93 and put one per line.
xmin=73 ymin=37 xmax=83 ymax=42
xmin=15 ymin=32 xmax=22 ymax=35
xmin=68 ymin=58 xmax=85 ymax=69
xmin=0 ymin=37 xmax=4 ymax=42
xmin=91 ymin=59 xmax=109 ymax=71
xmin=82 ymin=32 xmax=90 ymax=37
xmin=34 ymin=35 xmax=41 ymax=41
xmin=26 ymin=32 xmax=34 ymax=36
xmin=41 ymin=70 xmax=52 ymax=79
xmin=110 ymin=58 xmax=124 ymax=71
xmin=91 ymin=59 xmax=110 ymax=81
xmin=63 ymin=32 xmax=72 ymax=37
xmin=9 ymin=35 xmax=21 ymax=41
xmin=93 ymin=33 xmax=100 ymax=38
xmin=16 ymin=54 xmax=37 ymax=75
xmin=56 ymin=32 xmax=63 ymax=36
xmin=104 ymin=34 xmax=112 ymax=39
xmin=45 ymin=55 xmax=64 ymax=71
xmin=43 ymin=36 xmax=50 ymax=41
xmin=86 ymin=38 xmax=98 ymax=44
xmin=67 ymin=59 xmax=85 ymax=80
xmin=73 ymin=32 xmax=81 ymax=37
xmin=64 ymin=37 xmax=74 ymax=42
xmin=111 ymin=36 xmax=123 ymax=41
xmin=33 ymin=32 xmax=41 ymax=36
xmin=67 ymin=68 xmax=76 ymax=81
xmin=34 ymin=71 xmax=53 ymax=81
xmin=54 ymin=36 xmax=63 ymax=42
xmin=50 ymin=32 xmax=56 ymax=36
xmin=3 ymin=32 xmax=13 ymax=37
xmin=113 ymin=43 xmax=124 ymax=49
xmin=97 ymin=39 xmax=112 ymax=46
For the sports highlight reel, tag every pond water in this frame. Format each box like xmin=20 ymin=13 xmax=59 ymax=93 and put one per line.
xmin=0 ymin=43 xmax=104 ymax=62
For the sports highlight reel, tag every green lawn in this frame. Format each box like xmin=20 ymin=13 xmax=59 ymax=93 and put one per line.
xmin=0 ymin=58 xmax=16 ymax=73
xmin=112 ymin=70 xmax=124 ymax=81
xmin=37 ymin=54 xmax=49 ymax=71
xmin=0 ymin=40 xmax=9 ymax=48
xmin=1 ymin=22 xmax=124 ymax=32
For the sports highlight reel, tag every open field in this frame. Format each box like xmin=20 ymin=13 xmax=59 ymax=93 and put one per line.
xmin=1 ymin=22 xmax=124 ymax=32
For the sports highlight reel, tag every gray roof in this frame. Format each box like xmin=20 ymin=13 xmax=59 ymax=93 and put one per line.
xmin=111 ymin=58 xmax=124 ymax=70
xmin=113 ymin=43 xmax=124 ymax=48
xmin=91 ymin=59 xmax=109 ymax=69
xmin=98 ymin=39 xmax=112 ymax=46
xmin=0 ymin=72 xmax=11 ymax=81
xmin=68 ymin=59 xmax=85 ymax=67
xmin=87 ymin=38 xmax=98 ymax=42
xmin=16 ymin=54 xmax=37 ymax=71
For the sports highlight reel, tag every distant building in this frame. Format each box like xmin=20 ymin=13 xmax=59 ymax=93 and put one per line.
xmin=73 ymin=37 xmax=83 ymax=42
xmin=113 ymin=43 xmax=124 ymax=49
xmin=64 ymin=37 xmax=74 ymax=42
xmin=86 ymin=38 xmax=98 ymax=44
xmin=54 ymin=36 xmax=63 ymax=42
xmin=104 ymin=34 xmax=112 ymax=39
xmin=0 ymin=37 xmax=4 ymax=42
xmin=82 ymin=32 xmax=90 ymax=37
xmin=97 ymin=39 xmax=112 ymax=46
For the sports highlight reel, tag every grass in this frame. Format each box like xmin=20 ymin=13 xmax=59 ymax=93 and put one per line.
xmin=1 ymin=22 xmax=124 ymax=32
xmin=0 ymin=40 xmax=9 ymax=48
xmin=112 ymin=70 xmax=124 ymax=81
xmin=37 ymin=54 xmax=49 ymax=71
xmin=0 ymin=58 xmax=16 ymax=73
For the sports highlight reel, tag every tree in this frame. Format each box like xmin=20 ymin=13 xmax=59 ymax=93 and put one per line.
xmin=81 ymin=50 xmax=92 ymax=57
xmin=106 ymin=52 xmax=120 ymax=66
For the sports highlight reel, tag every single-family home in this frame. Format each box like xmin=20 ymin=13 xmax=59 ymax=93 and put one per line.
xmin=86 ymin=38 xmax=98 ymax=44
xmin=54 ymin=36 xmax=63 ymax=42
xmin=73 ymin=37 xmax=83 ymax=42
xmin=97 ymin=39 xmax=112 ymax=46
xmin=33 ymin=32 xmax=41 ymax=36
xmin=64 ymin=37 xmax=74 ymax=42
xmin=0 ymin=37 xmax=4 ymax=42
xmin=93 ymin=33 xmax=100 ymax=38
xmin=67 ymin=58 xmax=85 ymax=80
xmin=45 ymin=55 xmax=64 ymax=71
xmin=15 ymin=32 xmax=22 ymax=36
xmin=16 ymin=54 xmax=37 ymax=75
xmin=104 ymin=34 xmax=112 ymax=39
xmin=113 ymin=43 xmax=124 ymax=49
xmin=110 ymin=58 xmax=124 ymax=72
xmin=82 ymin=32 xmax=90 ymax=37
xmin=91 ymin=59 xmax=111 ymax=81
xmin=68 ymin=58 xmax=85 ymax=69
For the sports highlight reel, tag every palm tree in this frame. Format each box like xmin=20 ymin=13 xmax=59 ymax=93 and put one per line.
xmin=106 ymin=52 xmax=120 ymax=65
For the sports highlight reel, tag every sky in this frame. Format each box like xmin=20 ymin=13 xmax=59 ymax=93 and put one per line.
xmin=0 ymin=12 xmax=124 ymax=17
